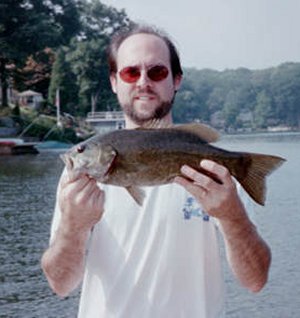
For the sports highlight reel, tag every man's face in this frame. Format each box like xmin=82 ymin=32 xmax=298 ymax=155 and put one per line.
xmin=110 ymin=33 xmax=181 ymax=126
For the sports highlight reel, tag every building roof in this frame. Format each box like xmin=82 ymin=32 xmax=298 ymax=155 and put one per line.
xmin=18 ymin=90 xmax=42 ymax=97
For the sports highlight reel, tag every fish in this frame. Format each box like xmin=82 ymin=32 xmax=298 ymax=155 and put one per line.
xmin=61 ymin=123 xmax=286 ymax=206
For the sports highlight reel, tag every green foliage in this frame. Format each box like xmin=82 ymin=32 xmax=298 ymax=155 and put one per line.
xmin=47 ymin=0 xmax=131 ymax=115
xmin=1 ymin=0 xmax=299 ymax=132
xmin=79 ymin=0 xmax=131 ymax=39
xmin=14 ymin=49 xmax=55 ymax=97
xmin=48 ymin=48 xmax=79 ymax=114
xmin=0 ymin=0 xmax=81 ymax=107
xmin=173 ymin=63 xmax=300 ymax=130
xmin=17 ymin=110 xmax=82 ymax=143
xmin=65 ymin=37 xmax=109 ymax=114
xmin=11 ymin=102 xmax=21 ymax=117
xmin=253 ymin=91 xmax=273 ymax=128
xmin=270 ymin=63 xmax=300 ymax=127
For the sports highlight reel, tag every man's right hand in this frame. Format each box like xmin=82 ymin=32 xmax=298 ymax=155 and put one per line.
xmin=41 ymin=169 xmax=105 ymax=297
xmin=58 ymin=169 xmax=105 ymax=234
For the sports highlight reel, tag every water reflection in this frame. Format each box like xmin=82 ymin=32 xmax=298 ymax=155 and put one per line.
xmin=0 ymin=133 xmax=299 ymax=317
xmin=0 ymin=152 xmax=79 ymax=318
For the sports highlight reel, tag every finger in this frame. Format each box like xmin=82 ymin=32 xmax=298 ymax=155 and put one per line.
xmin=73 ymin=178 xmax=100 ymax=201
xmin=66 ymin=168 xmax=87 ymax=183
xmin=60 ymin=155 xmax=89 ymax=184
xmin=180 ymin=165 xmax=218 ymax=190
xmin=181 ymin=165 xmax=203 ymax=183
xmin=60 ymin=168 xmax=80 ymax=186
xmin=200 ymin=160 xmax=230 ymax=183
xmin=201 ymin=160 xmax=238 ymax=198
xmin=90 ymin=186 xmax=105 ymax=208
xmin=174 ymin=176 xmax=207 ymax=200
xmin=81 ymin=178 xmax=100 ymax=197
xmin=60 ymin=172 xmax=93 ymax=196
xmin=66 ymin=179 xmax=101 ymax=209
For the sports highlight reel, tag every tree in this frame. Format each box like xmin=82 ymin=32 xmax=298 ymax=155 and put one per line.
xmin=222 ymin=90 xmax=240 ymax=129
xmin=14 ymin=48 xmax=55 ymax=97
xmin=270 ymin=63 xmax=300 ymax=127
xmin=48 ymin=48 xmax=79 ymax=115
xmin=0 ymin=0 xmax=81 ymax=108
xmin=48 ymin=0 xmax=132 ymax=115
xmin=79 ymin=0 xmax=131 ymax=39
xmin=253 ymin=90 xmax=273 ymax=129
xmin=65 ymin=38 xmax=109 ymax=114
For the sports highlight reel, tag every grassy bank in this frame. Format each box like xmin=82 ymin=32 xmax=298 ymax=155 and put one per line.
xmin=0 ymin=105 xmax=94 ymax=144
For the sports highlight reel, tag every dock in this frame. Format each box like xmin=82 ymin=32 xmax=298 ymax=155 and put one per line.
xmin=86 ymin=111 xmax=125 ymax=134
xmin=0 ymin=139 xmax=39 ymax=155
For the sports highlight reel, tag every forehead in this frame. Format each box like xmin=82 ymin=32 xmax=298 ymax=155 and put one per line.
xmin=116 ymin=33 xmax=170 ymax=68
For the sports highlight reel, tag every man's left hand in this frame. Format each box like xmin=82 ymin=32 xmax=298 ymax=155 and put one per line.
xmin=174 ymin=159 xmax=243 ymax=220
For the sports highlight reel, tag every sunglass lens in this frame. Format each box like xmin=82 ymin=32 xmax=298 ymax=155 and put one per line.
xmin=119 ymin=67 xmax=140 ymax=83
xmin=148 ymin=65 xmax=169 ymax=81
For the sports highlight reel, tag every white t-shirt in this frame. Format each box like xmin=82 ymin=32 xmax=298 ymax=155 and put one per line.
xmin=51 ymin=182 xmax=252 ymax=318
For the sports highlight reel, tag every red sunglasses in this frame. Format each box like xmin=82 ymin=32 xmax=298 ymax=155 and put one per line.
xmin=119 ymin=65 xmax=169 ymax=83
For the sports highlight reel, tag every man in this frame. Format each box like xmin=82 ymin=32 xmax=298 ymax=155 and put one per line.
xmin=41 ymin=24 xmax=271 ymax=317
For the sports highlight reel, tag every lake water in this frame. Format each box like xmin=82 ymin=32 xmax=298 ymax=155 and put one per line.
xmin=0 ymin=133 xmax=299 ymax=318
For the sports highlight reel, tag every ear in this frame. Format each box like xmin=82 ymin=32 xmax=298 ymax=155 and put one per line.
xmin=110 ymin=74 xmax=117 ymax=94
xmin=174 ymin=74 xmax=182 ymax=91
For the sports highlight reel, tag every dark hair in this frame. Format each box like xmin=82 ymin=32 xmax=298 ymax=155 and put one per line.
xmin=107 ymin=24 xmax=183 ymax=79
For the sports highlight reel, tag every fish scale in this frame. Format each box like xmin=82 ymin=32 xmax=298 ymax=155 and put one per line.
xmin=61 ymin=123 xmax=286 ymax=206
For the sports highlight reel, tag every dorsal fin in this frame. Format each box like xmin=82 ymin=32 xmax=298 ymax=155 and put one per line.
xmin=137 ymin=119 xmax=171 ymax=130
xmin=173 ymin=123 xmax=220 ymax=143
xmin=135 ymin=120 xmax=219 ymax=143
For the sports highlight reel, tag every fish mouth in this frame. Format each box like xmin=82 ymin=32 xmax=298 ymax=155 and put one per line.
xmin=60 ymin=153 xmax=67 ymax=164
xmin=60 ymin=153 xmax=74 ymax=170
xmin=60 ymin=153 xmax=96 ymax=178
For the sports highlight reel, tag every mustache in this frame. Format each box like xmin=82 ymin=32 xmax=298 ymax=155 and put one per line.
xmin=134 ymin=87 xmax=156 ymax=95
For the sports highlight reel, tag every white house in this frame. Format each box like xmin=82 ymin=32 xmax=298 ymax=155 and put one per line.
xmin=18 ymin=90 xmax=43 ymax=109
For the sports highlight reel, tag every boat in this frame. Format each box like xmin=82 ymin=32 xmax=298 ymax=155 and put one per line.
xmin=0 ymin=138 xmax=39 ymax=155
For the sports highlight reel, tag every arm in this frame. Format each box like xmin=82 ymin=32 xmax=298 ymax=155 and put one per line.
xmin=41 ymin=170 xmax=105 ymax=297
xmin=174 ymin=159 xmax=271 ymax=293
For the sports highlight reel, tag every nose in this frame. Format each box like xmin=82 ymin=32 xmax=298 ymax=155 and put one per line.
xmin=136 ymin=69 xmax=152 ymax=88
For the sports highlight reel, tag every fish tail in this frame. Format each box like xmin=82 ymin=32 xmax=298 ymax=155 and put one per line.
xmin=236 ymin=153 xmax=285 ymax=205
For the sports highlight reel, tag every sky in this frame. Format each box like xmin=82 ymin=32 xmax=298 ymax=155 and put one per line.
xmin=101 ymin=0 xmax=300 ymax=71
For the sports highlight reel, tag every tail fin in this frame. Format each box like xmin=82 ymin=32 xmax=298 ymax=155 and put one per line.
xmin=237 ymin=153 xmax=286 ymax=206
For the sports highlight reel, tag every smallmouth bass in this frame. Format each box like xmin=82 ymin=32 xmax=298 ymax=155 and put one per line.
xmin=61 ymin=123 xmax=285 ymax=206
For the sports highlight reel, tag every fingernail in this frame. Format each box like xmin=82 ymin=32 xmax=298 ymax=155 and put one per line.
xmin=181 ymin=165 xmax=189 ymax=174
xmin=200 ymin=160 xmax=209 ymax=168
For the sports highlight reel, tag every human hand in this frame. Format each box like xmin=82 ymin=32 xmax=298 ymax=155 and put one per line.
xmin=58 ymin=166 xmax=105 ymax=235
xmin=174 ymin=159 xmax=244 ymax=220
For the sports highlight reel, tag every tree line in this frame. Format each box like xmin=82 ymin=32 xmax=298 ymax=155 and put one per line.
xmin=174 ymin=63 xmax=300 ymax=130
xmin=1 ymin=1 xmax=299 ymax=131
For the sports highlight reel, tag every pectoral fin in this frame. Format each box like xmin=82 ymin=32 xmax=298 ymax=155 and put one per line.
xmin=126 ymin=186 xmax=145 ymax=206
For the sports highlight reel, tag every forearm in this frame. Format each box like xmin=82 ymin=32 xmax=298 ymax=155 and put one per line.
xmin=175 ymin=160 xmax=271 ymax=291
xmin=41 ymin=225 xmax=90 ymax=297
xmin=219 ymin=206 xmax=271 ymax=293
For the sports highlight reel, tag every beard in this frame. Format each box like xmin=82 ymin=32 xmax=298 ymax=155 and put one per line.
xmin=120 ymin=95 xmax=175 ymax=126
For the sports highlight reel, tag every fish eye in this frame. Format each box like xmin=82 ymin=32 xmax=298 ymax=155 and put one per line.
xmin=77 ymin=145 xmax=86 ymax=153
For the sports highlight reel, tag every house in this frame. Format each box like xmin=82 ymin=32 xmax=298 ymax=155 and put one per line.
xmin=18 ymin=90 xmax=43 ymax=109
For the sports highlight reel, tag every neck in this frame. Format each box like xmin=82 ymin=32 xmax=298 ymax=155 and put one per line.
xmin=125 ymin=112 xmax=173 ymax=129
